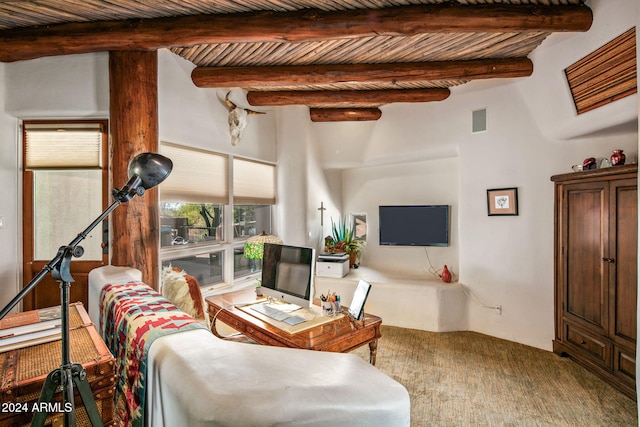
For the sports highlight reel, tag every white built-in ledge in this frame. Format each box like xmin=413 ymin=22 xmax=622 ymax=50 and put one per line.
xmin=315 ymin=266 xmax=467 ymax=332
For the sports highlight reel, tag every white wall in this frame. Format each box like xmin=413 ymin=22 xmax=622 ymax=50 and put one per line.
xmin=5 ymin=53 xmax=109 ymax=118
xmin=0 ymin=0 xmax=636 ymax=353
xmin=341 ymin=157 xmax=459 ymax=276
xmin=0 ymin=53 xmax=110 ymax=312
xmin=0 ymin=64 xmax=20 ymax=311
xmin=285 ymin=0 xmax=639 ymax=351
xmin=275 ymin=106 xmax=344 ymax=249
xmin=0 ymin=50 xmax=280 ymax=310
xmin=522 ymin=0 xmax=638 ymax=141
xmin=158 ymin=51 xmax=277 ymax=162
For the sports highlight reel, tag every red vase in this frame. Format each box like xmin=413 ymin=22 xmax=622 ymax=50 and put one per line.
xmin=611 ymin=149 xmax=626 ymax=166
xmin=441 ymin=265 xmax=452 ymax=283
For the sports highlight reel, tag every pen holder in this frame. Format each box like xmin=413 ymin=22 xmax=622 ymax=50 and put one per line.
xmin=322 ymin=301 xmax=336 ymax=316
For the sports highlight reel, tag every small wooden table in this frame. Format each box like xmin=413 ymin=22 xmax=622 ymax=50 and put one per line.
xmin=206 ymin=289 xmax=382 ymax=365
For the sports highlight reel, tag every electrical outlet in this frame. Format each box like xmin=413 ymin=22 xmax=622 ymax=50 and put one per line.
xmin=494 ymin=305 xmax=502 ymax=315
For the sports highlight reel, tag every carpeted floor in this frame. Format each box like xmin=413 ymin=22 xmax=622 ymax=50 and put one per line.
xmin=352 ymin=326 xmax=638 ymax=427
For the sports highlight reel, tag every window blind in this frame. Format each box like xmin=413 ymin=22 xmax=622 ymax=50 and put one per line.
xmin=160 ymin=142 xmax=229 ymax=204
xmin=233 ymin=157 xmax=276 ymax=205
xmin=24 ymin=122 xmax=104 ymax=169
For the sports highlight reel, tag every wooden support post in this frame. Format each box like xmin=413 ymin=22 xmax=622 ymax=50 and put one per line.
xmin=109 ymin=50 xmax=160 ymax=289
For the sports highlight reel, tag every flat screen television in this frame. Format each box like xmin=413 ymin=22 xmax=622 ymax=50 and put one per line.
xmin=379 ymin=205 xmax=449 ymax=246
xmin=261 ymin=243 xmax=316 ymax=308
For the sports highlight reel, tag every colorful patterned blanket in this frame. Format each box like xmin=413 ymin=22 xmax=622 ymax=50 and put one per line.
xmin=100 ymin=281 xmax=208 ymax=427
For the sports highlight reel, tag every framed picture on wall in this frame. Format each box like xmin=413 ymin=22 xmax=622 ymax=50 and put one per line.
xmin=350 ymin=213 xmax=367 ymax=241
xmin=487 ymin=188 xmax=518 ymax=216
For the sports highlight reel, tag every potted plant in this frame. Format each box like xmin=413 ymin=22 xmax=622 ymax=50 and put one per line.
xmin=330 ymin=217 xmax=365 ymax=267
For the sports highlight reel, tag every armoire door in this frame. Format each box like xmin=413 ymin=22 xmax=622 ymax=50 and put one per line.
xmin=608 ymin=177 xmax=637 ymax=347
xmin=561 ymin=181 xmax=608 ymax=333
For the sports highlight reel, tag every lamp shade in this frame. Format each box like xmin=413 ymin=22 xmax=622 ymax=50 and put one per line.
xmin=128 ymin=152 xmax=173 ymax=190
xmin=244 ymin=232 xmax=283 ymax=260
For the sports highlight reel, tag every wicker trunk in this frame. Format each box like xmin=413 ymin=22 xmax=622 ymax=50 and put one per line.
xmin=0 ymin=302 xmax=115 ymax=426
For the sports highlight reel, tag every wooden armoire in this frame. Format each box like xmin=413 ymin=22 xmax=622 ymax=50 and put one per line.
xmin=552 ymin=164 xmax=637 ymax=398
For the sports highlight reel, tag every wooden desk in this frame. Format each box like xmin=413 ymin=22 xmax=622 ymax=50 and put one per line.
xmin=206 ymin=289 xmax=382 ymax=365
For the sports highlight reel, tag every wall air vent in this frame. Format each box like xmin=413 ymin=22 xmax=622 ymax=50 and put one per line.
xmin=472 ymin=108 xmax=487 ymax=133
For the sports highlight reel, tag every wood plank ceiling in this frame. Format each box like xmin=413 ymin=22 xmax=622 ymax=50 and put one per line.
xmin=0 ymin=0 xmax=592 ymax=121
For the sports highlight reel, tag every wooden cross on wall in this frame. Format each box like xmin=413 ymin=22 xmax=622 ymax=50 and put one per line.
xmin=318 ymin=201 xmax=326 ymax=226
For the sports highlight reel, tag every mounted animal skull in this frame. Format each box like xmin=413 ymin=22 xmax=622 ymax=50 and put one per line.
xmin=225 ymin=92 xmax=266 ymax=146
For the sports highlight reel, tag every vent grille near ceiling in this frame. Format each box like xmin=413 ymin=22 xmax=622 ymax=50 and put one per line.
xmin=565 ymin=28 xmax=637 ymax=115
xmin=472 ymin=108 xmax=487 ymax=133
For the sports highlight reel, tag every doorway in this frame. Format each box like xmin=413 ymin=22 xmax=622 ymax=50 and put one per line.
xmin=22 ymin=120 xmax=109 ymax=310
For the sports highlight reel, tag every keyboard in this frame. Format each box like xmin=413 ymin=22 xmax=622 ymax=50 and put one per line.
xmin=250 ymin=303 xmax=306 ymax=326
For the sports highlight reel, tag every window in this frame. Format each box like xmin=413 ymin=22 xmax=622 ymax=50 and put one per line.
xmin=161 ymin=250 xmax=224 ymax=288
xmin=159 ymin=143 xmax=276 ymax=289
xmin=161 ymin=203 xmax=223 ymax=247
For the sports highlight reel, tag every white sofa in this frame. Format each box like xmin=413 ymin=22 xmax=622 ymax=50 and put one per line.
xmin=88 ymin=266 xmax=411 ymax=427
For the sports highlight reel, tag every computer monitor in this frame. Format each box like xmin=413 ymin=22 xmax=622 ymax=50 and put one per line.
xmin=261 ymin=243 xmax=315 ymax=308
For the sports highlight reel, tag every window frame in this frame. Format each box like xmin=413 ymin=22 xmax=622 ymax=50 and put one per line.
xmin=158 ymin=143 xmax=276 ymax=292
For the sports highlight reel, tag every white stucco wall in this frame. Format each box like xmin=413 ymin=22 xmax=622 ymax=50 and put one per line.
xmin=341 ymin=157 xmax=459 ymax=275
xmin=5 ymin=53 xmax=109 ymax=118
xmin=274 ymin=106 xmax=346 ymax=249
xmin=0 ymin=63 xmax=20 ymax=311
xmin=0 ymin=50 xmax=279 ymax=311
xmin=0 ymin=0 xmax=636 ymax=353
xmin=522 ymin=0 xmax=638 ymax=141
xmin=295 ymin=0 xmax=639 ymax=351
xmin=158 ymin=51 xmax=277 ymax=162
xmin=1 ymin=53 xmax=110 ymax=313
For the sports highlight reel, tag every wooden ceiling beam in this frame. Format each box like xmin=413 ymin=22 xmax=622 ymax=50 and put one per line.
xmin=192 ymin=58 xmax=533 ymax=88
xmin=0 ymin=4 xmax=592 ymax=62
xmin=310 ymin=108 xmax=382 ymax=122
xmin=247 ymin=88 xmax=451 ymax=107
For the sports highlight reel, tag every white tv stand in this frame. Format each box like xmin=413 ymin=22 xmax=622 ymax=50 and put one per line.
xmin=315 ymin=266 xmax=466 ymax=332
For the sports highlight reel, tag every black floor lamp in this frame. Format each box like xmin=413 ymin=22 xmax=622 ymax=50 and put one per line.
xmin=0 ymin=152 xmax=172 ymax=427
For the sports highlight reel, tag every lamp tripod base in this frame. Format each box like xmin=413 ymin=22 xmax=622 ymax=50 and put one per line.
xmin=30 ymin=363 xmax=103 ymax=427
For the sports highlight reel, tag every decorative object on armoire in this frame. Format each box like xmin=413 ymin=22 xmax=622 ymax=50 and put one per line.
xmin=610 ymin=149 xmax=626 ymax=166
xmin=551 ymin=164 xmax=637 ymax=399
xmin=582 ymin=157 xmax=597 ymax=170
xmin=441 ymin=265 xmax=452 ymax=283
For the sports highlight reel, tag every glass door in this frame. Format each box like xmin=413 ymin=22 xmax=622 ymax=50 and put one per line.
xmin=22 ymin=120 xmax=108 ymax=310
